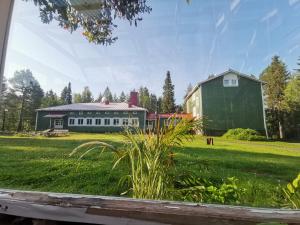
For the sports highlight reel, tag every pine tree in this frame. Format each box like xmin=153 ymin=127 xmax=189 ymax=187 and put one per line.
xmin=113 ymin=94 xmax=119 ymax=102
xmin=81 ymin=86 xmax=93 ymax=103
xmin=103 ymin=87 xmax=113 ymax=102
xmin=260 ymin=55 xmax=290 ymax=139
xmin=119 ymin=91 xmax=126 ymax=102
xmin=96 ymin=92 xmax=103 ymax=102
xmin=60 ymin=86 xmax=68 ymax=104
xmin=162 ymin=71 xmax=175 ymax=113
xmin=66 ymin=82 xmax=72 ymax=104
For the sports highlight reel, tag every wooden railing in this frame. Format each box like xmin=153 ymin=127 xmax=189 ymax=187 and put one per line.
xmin=0 ymin=189 xmax=299 ymax=225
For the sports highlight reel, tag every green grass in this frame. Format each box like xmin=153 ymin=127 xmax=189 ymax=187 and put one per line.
xmin=0 ymin=133 xmax=299 ymax=207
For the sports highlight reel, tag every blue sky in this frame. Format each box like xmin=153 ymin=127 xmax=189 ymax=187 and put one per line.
xmin=4 ymin=0 xmax=300 ymax=104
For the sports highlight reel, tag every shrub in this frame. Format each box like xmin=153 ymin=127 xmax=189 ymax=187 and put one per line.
xmin=174 ymin=173 xmax=245 ymax=204
xmin=223 ymin=128 xmax=266 ymax=141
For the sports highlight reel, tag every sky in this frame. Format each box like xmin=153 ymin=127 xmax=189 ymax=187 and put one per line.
xmin=4 ymin=0 xmax=300 ymax=104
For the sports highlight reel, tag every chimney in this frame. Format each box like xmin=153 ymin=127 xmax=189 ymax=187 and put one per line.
xmin=129 ymin=91 xmax=138 ymax=107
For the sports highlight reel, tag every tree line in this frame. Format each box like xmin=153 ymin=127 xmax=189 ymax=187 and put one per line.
xmin=0 ymin=70 xmax=178 ymax=132
xmin=260 ymin=56 xmax=300 ymax=139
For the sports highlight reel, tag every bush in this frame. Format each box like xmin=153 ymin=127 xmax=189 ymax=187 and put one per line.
xmin=174 ymin=174 xmax=245 ymax=204
xmin=222 ymin=128 xmax=266 ymax=141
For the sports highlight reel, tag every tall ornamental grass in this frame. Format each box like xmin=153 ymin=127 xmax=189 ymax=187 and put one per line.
xmin=70 ymin=117 xmax=201 ymax=200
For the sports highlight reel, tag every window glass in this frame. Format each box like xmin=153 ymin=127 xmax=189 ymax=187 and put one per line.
xmin=95 ymin=119 xmax=101 ymax=125
xmin=223 ymin=80 xmax=229 ymax=86
xmin=104 ymin=119 xmax=110 ymax=125
xmin=78 ymin=119 xmax=83 ymax=125
xmin=123 ymin=119 xmax=129 ymax=126
xmin=87 ymin=119 xmax=92 ymax=125
xmin=113 ymin=118 xmax=119 ymax=126
xmin=69 ymin=119 xmax=75 ymax=125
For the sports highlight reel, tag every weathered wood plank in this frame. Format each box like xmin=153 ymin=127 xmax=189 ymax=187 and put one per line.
xmin=0 ymin=189 xmax=299 ymax=225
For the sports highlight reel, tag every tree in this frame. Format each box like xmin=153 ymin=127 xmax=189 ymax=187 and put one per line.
xmin=24 ymin=0 xmax=151 ymax=45
xmin=260 ymin=56 xmax=290 ymax=139
xmin=9 ymin=69 xmax=44 ymax=131
xmin=297 ymin=57 xmax=300 ymax=73
xmin=73 ymin=93 xmax=83 ymax=103
xmin=157 ymin=97 xmax=162 ymax=114
xmin=81 ymin=86 xmax=93 ymax=103
xmin=119 ymin=91 xmax=126 ymax=102
xmin=60 ymin=82 xmax=72 ymax=104
xmin=149 ymin=94 xmax=158 ymax=113
xmin=66 ymin=82 xmax=72 ymax=104
xmin=42 ymin=90 xmax=61 ymax=107
xmin=162 ymin=71 xmax=176 ymax=113
xmin=284 ymin=74 xmax=300 ymax=111
xmin=139 ymin=86 xmax=151 ymax=109
xmin=103 ymin=87 xmax=113 ymax=102
xmin=184 ymin=83 xmax=193 ymax=99
xmin=113 ymin=94 xmax=119 ymax=102
xmin=60 ymin=86 xmax=68 ymax=104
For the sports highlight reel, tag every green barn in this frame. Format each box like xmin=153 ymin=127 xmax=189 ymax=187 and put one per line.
xmin=185 ymin=69 xmax=267 ymax=136
xmin=35 ymin=92 xmax=147 ymax=132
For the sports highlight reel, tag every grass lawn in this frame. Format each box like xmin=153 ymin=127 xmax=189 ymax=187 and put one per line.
xmin=0 ymin=133 xmax=299 ymax=207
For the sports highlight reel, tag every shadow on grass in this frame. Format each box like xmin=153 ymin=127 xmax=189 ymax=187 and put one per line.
xmin=174 ymin=146 xmax=300 ymax=182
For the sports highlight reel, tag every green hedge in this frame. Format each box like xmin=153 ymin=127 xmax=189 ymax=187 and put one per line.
xmin=222 ymin=128 xmax=266 ymax=141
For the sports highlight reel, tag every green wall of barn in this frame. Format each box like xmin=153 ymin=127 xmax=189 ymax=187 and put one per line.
xmin=201 ymin=76 xmax=265 ymax=135
xmin=36 ymin=110 xmax=146 ymax=132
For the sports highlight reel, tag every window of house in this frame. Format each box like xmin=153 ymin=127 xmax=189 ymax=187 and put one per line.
xmin=69 ymin=112 xmax=75 ymax=115
xmin=133 ymin=111 xmax=137 ymax=114
xmin=104 ymin=119 xmax=110 ymax=125
xmin=132 ymin=118 xmax=139 ymax=127
xmin=113 ymin=118 xmax=120 ymax=126
xmin=55 ymin=120 xmax=63 ymax=126
xmin=114 ymin=112 xmax=119 ymax=115
xmin=96 ymin=112 xmax=101 ymax=115
xmin=69 ymin=118 xmax=75 ymax=125
xmin=123 ymin=111 xmax=128 ymax=114
xmin=123 ymin=118 xmax=129 ymax=126
xmin=95 ymin=119 xmax=101 ymax=125
xmin=223 ymin=80 xmax=229 ymax=86
xmin=87 ymin=112 xmax=92 ymax=115
xmin=223 ymin=75 xmax=239 ymax=87
xmin=86 ymin=118 xmax=92 ymax=125
xmin=105 ymin=112 xmax=110 ymax=115
xmin=79 ymin=112 xmax=84 ymax=116
xmin=78 ymin=119 xmax=84 ymax=125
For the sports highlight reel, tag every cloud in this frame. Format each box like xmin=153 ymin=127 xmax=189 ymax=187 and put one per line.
xmin=289 ymin=0 xmax=300 ymax=6
xmin=221 ymin=23 xmax=228 ymax=34
xmin=216 ymin=14 xmax=225 ymax=28
xmin=230 ymin=0 xmax=240 ymax=11
xmin=261 ymin=9 xmax=278 ymax=22
xmin=288 ymin=44 xmax=300 ymax=53
xmin=249 ymin=30 xmax=256 ymax=46
xmin=209 ymin=36 xmax=217 ymax=56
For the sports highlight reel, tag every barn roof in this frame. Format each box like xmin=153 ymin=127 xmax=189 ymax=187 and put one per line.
xmin=37 ymin=102 xmax=147 ymax=112
xmin=185 ymin=69 xmax=263 ymax=101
